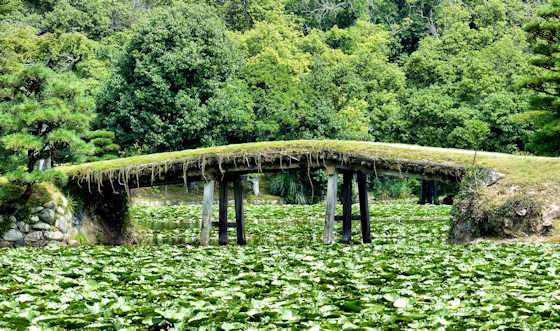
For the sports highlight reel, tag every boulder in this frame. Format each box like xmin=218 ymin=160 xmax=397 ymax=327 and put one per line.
xmin=3 ymin=229 xmax=23 ymax=241
xmin=55 ymin=217 xmax=68 ymax=231
xmin=544 ymin=204 xmax=560 ymax=220
xmin=43 ymin=201 xmax=56 ymax=209
xmin=45 ymin=231 xmax=64 ymax=241
xmin=47 ymin=240 xmax=66 ymax=246
xmin=13 ymin=240 xmax=26 ymax=247
xmin=16 ymin=221 xmax=30 ymax=233
xmin=0 ymin=240 xmax=12 ymax=248
xmin=30 ymin=216 xmax=40 ymax=223
xmin=38 ymin=209 xmax=56 ymax=224
xmin=30 ymin=240 xmax=47 ymax=247
xmin=24 ymin=231 xmax=44 ymax=242
xmin=30 ymin=206 xmax=44 ymax=214
xmin=32 ymin=222 xmax=52 ymax=230
xmin=68 ymin=240 xmax=80 ymax=247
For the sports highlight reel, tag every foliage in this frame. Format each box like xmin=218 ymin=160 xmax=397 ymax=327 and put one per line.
xmin=95 ymin=3 xmax=250 ymax=153
xmin=0 ymin=64 xmax=94 ymax=204
xmin=82 ymin=130 xmax=119 ymax=162
xmin=404 ymin=21 xmax=535 ymax=152
xmin=519 ymin=0 xmax=560 ymax=156
xmin=268 ymin=170 xmax=326 ymax=204
xmin=369 ymin=176 xmax=419 ymax=200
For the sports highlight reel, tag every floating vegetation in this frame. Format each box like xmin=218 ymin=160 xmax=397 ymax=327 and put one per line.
xmin=2 ymin=202 xmax=560 ymax=329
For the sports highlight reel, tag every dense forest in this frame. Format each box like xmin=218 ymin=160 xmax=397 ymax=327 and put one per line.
xmin=0 ymin=0 xmax=559 ymax=190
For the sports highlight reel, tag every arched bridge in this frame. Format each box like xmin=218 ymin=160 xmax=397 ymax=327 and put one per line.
xmin=60 ymin=140 xmax=560 ymax=245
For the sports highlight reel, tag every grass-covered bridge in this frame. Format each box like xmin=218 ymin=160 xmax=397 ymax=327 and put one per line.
xmin=60 ymin=140 xmax=560 ymax=245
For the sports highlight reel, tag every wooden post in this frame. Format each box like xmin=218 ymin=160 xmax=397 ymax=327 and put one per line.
xmin=218 ymin=177 xmax=228 ymax=245
xmin=341 ymin=171 xmax=353 ymax=244
xmin=234 ymin=176 xmax=246 ymax=245
xmin=357 ymin=172 xmax=371 ymax=243
xmin=200 ymin=180 xmax=215 ymax=246
xmin=323 ymin=168 xmax=337 ymax=245
xmin=419 ymin=180 xmax=426 ymax=204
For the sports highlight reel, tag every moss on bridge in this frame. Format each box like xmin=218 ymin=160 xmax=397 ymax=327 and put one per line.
xmin=60 ymin=140 xmax=560 ymax=186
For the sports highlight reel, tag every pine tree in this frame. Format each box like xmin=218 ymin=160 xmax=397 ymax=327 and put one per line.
xmin=83 ymin=130 xmax=120 ymax=162
xmin=520 ymin=0 xmax=560 ymax=155
xmin=0 ymin=64 xmax=95 ymax=206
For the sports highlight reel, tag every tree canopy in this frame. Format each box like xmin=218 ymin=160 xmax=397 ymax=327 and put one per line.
xmin=0 ymin=0 xmax=556 ymax=200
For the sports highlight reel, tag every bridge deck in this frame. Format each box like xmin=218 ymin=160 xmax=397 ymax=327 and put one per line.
xmin=60 ymin=140 xmax=560 ymax=189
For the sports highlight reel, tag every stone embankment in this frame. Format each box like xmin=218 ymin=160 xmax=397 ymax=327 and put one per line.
xmin=0 ymin=199 xmax=76 ymax=247
xmin=0 ymin=196 xmax=105 ymax=248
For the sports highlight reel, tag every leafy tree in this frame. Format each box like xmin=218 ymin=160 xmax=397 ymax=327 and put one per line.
xmin=96 ymin=3 xmax=250 ymax=153
xmin=519 ymin=0 xmax=560 ymax=155
xmin=0 ymin=0 xmax=22 ymax=16
xmin=0 ymin=64 xmax=94 ymax=204
xmin=404 ymin=21 xmax=535 ymax=152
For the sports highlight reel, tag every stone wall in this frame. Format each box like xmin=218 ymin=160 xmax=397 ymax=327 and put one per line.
xmin=0 ymin=190 xmax=112 ymax=248
xmin=0 ymin=198 xmax=74 ymax=247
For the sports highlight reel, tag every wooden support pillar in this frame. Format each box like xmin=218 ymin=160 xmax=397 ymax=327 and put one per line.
xmin=323 ymin=168 xmax=337 ymax=245
xmin=200 ymin=180 xmax=215 ymax=246
xmin=432 ymin=180 xmax=439 ymax=205
xmin=218 ymin=177 xmax=228 ymax=245
xmin=419 ymin=180 xmax=426 ymax=205
xmin=341 ymin=171 xmax=353 ymax=244
xmin=234 ymin=176 xmax=246 ymax=245
xmin=357 ymin=171 xmax=371 ymax=244
xmin=427 ymin=180 xmax=434 ymax=204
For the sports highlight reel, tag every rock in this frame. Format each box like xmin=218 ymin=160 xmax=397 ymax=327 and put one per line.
xmin=516 ymin=209 xmax=527 ymax=217
xmin=44 ymin=231 xmax=64 ymax=241
xmin=68 ymin=240 xmax=80 ymax=247
xmin=32 ymin=222 xmax=52 ymax=230
xmin=30 ymin=240 xmax=47 ymax=247
xmin=480 ymin=169 xmax=505 ymax=187
xmin=30 ymin=216 xmax=40 ymax=223
xmin=544 ymin=204 xmax=560 ymax=220
xmin=38 ymin=209 xmax=56 ymax=224
xmin=3 ymin=229 xmax=23 ymax=241
xmin=9 ymin=215 xmax=17 ymax=223
xmin=43 ymin=201 xmax=56 ymax=209
xmin=9 ymin=221 xmax=17 ymax=229
xmin=56 ymin=206 xmax=65 ymax=215
xmin=0 ymin=240 xmax=12 ymax=248
xmin=13 ymin=240 xmax=26 ymax=247
xmin=47 ymin=241 xmax=66 ymax=246
xmin=16 ymin=221 xmax=30 ymax=233
xmin=30 ymin=206 xmax=44 ymax=214
xmin=55 ymin=217 xmax=68 ymax=231
xmin=24 ymin=231 xmax=44 ymax=242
